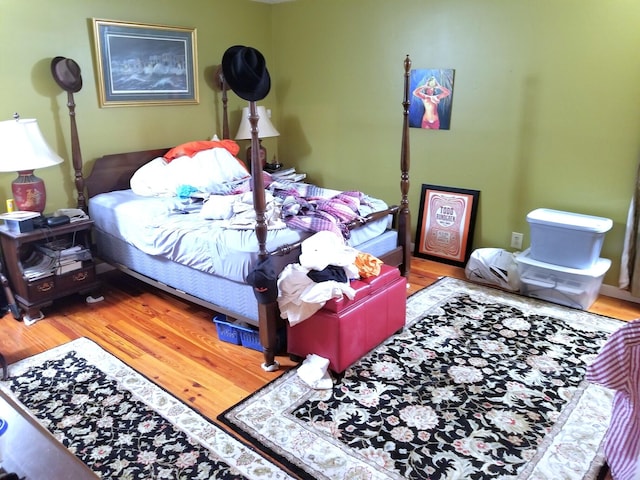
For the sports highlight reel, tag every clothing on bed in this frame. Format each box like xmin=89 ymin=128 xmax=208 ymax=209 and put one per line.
xmin=90 ymin=189 xmax=389 ymax=285
xmin=275 ymin=189 xmax=367 ymax=239
xmin=90 ymin=143 xmax=392 ymax=297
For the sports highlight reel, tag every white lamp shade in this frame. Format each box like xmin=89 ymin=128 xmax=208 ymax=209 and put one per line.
xmin=0 ymin=118 xmax=63 ymax=172
xmin=235 ymin=106 xmax=280 ymax=140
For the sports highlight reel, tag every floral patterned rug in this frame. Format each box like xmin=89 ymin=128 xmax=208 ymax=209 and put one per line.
xmin=0 ymin=338 xmax=294 ymax=480
xmin=219 ymin=277 xmax=623 ymax=480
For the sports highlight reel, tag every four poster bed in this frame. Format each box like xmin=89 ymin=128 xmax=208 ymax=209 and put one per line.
xmin=78 ymin=55 xmax=413 ymax=371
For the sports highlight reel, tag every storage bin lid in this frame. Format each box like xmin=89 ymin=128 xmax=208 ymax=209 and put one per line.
xmin=526 ymin=208 xmax=612 ymax=233
xmin=515 ymin=249 xmax=611 ymax=277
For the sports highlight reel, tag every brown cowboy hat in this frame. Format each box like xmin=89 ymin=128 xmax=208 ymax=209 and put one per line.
xmin=51 ymin=56 xmax=82 ymax=93
xmin=221 ymin=45 xmax=270 ymax=102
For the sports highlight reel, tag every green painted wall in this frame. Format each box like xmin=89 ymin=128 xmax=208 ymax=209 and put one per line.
xmin=0 ymin=0 xmax=273 ymax=207
xmin=270 ymin=0 xmax=640 ymax=288
xmin=1 ymin=0 xmax=640 ymax=291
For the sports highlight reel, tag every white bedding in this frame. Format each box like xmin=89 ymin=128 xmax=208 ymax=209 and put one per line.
xmin=89 ymin=187 xmax=391 ymax=284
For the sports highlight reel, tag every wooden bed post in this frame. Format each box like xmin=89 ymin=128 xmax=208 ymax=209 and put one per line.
xmin=398 ymin=55 xmax=412 ymax=277
xmin=249 ymin=101 xmax=279 ymax=371
xmin=66 ymin=91 xmax=86 ymax=212
xmin=215 ymin=66 xmax=230 ymax=140
xmin=250 ymin=102 xmax=268 ymax=259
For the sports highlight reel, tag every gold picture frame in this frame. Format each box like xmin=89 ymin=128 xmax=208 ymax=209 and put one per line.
xmin=92 ymin=18 xmax=199 ymax=107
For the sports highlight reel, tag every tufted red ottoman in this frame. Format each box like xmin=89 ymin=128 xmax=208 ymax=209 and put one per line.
xmin=287 ymin=264 xmax=407 ymax=373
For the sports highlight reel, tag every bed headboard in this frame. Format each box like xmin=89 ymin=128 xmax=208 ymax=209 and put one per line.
xmin=85 ymin=148 xmax=169 ymax=198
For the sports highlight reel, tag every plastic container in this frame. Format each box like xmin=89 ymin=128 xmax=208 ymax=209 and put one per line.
xmin=213 ymin=315 xmax=242 ymax=345
xmin=515 ymin=249 xmax=611 ymax=310
xmin=213 ymin=314 xmax=286 ymax=352
xmin=526 ymin=208 xmax=612 ymax=269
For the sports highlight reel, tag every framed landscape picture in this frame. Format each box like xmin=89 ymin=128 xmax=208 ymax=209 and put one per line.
xmin=414 ymin=184 xmax=480 ymax=267
xmin=92 ymin=19 xmax=198 ymax=107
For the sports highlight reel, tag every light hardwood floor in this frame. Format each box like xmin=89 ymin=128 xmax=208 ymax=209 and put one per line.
xmin=2 ymin=256 xmax=639 ymax=422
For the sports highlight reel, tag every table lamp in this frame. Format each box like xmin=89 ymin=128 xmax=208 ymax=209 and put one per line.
xmin=0 ymin=115 xmax=63 ymax=213
xmin=234 ymin=106 xmax=279 ymax=170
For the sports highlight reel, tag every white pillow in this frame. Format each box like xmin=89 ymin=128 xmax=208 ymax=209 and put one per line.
xmin=130 ymin=157 xmax=175 ymax=197
xmin=130 ymin=147 xmax=250 ymax=197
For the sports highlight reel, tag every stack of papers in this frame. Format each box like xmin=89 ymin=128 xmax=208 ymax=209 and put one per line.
xmin=36 ymin=242 xmax=91 ymax=275
xmin=270 ymin=167 xmax=306 ymax=183
xmin=0 ymin=211 xmax=40 ymax=221
xmin=21 ymin=251 xmax=56 ymax=281
xmin=20 ymin=240 xmax=93 ymax=280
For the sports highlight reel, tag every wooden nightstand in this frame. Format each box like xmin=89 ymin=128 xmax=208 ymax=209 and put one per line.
xmin=0 ymin=218 xmax=100 ymax=323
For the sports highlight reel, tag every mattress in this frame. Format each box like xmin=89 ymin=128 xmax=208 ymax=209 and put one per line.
xmin=94 ymin=204 xmax=397 ymax=326
xmin=90 ymin=188 xmax=390 ymax=282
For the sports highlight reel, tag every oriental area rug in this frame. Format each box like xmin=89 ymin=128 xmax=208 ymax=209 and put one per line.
xmin=0 ymin=338 xmax=294 ymax=480
xmin=219 ymin=277 xmax=623 ymax=480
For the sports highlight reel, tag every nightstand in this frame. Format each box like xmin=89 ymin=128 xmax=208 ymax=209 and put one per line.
xmin=0 ymin=218 xmax=100 ymax=323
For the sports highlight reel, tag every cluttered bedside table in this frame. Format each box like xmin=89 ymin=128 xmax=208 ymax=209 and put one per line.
xmin=0 ymin=216 xmax=101 ymax=324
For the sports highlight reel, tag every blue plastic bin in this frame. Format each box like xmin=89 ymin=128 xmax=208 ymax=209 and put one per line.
xmin=213 ymin=315 xmax=242 ymax=345
xmin=213 ymin=314 xmax=286 ymax=352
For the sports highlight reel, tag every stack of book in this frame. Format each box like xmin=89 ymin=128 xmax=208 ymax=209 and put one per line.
xmin=269 ymin=167 xmax=306 ymax=183
xmin=37 ymin=243 xmax=92 ymax=275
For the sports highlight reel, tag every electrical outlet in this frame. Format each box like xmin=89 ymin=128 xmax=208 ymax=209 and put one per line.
xmin=510 ymin=232 xmax=524 ymax=250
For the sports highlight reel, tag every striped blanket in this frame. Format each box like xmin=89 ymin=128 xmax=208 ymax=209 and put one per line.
xmin=273 ymin=187 xmax=369 ymax=239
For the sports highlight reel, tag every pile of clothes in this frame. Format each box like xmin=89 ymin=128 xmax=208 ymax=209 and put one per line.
xmin=276 ymin=230 xmax=382 ymax=325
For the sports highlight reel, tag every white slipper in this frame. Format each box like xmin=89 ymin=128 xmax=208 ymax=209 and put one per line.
xmin=311 ymin=370 xmax=333 ymax=390
xmin=297 ymin=354 xmax=331 ymax=388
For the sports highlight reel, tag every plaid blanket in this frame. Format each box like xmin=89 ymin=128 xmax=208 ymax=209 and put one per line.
xmin=274 ymin=188 xmax=367 ymax=239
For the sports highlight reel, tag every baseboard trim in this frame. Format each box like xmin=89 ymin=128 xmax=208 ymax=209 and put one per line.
xmin=600 ymin=283 xmax=640 ymax=304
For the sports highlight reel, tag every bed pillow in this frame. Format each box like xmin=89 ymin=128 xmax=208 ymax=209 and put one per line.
xmin=130 ymin=146 xmax=250 ymax=197
xmin=130 ymin=157 xmax=175 ymax=197
xmin=170 ymin=148 xmax=250 ymax=191
xmin=164 ymin=139 xmax=240 ymax=161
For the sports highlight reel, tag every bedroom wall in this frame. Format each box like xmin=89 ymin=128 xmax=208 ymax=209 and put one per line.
xmin=268 ymin=0 xmax=640 ymax=292
xmin=1 ymin=0 xmax=640 ymax=295
xmin=0 ymin=0 xmax=274 ymax=209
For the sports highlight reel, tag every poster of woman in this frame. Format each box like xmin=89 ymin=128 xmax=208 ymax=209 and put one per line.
xmin=409 ymin=68 xmax=455 ymax=130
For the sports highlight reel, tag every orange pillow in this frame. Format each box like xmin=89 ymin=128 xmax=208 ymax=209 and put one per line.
xmin=163 ymin=139 xmax=241 ymax=161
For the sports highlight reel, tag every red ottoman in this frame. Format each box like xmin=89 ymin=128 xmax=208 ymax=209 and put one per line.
xmin=287 ymin=265 xmax=407 ymax=373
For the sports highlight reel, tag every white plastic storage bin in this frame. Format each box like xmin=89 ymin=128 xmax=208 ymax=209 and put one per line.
xmin=526 ymin=208 xmax=612 ymax=269
xmin=515 ymin=249 xmax=611 ymax=310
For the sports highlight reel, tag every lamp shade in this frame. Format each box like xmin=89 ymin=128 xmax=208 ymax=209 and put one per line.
xmin=235 ymin=106 xmax=280 ymax=140
xmin=0 ymin=118 xmax=63 ymax=172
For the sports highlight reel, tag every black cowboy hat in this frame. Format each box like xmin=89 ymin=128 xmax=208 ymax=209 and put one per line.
xmin=246 ymin=256 xmax=278 ymax=304
xmin=50 ymin=56 xmax=82 ymax=93
xmin=221 ymin=45 xmax=270 ymax=102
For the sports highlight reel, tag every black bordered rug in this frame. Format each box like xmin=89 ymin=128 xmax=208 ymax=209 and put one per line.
xmin=219 ymin=277 xmax=621 ymax=480
xmin=0 ymin=338 xmax=294 ymax=480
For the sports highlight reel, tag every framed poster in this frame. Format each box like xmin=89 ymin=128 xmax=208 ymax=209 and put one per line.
xmin=409 ymin=68 xmax=455 ymax=130
xmin=414 ymin=184 xmax=480 ymax=267
xmin=92 ymin=18 xmax=198 ymax=107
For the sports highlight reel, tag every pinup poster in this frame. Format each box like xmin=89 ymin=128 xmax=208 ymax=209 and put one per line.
xmin=415 ymin=185 xmax=479 ymax=267
xmin=409 ymin=68 xmax=455 ymax=130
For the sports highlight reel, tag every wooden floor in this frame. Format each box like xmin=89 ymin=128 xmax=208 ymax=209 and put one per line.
xmin=1 ymin=256 xmax=639 ymax=423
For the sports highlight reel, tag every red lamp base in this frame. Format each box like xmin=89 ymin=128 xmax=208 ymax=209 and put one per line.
xmin=245 ymin=141 xmax=267 ymax=171
xmin=12 ymin=170 xmax=46 ymax=213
